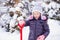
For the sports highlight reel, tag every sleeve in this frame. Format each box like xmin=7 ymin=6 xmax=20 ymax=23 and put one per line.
xmin=25 ymin=20 xmax=30 ymax=26
xmin=42 ymin=21 xmax=50 ymax=38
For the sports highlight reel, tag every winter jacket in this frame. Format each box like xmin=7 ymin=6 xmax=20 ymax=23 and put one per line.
xmin=25 ymin=16 xmax=50 ymax=40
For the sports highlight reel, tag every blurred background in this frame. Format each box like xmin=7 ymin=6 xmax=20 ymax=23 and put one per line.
xmin=0 ymin=0 xmax=60 ymax=40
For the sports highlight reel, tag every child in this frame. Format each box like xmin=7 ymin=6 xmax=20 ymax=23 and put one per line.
xmin=18 ymin=6 xmax=50 ymax=40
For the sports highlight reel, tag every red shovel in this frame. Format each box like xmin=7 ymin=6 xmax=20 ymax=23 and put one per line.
xmin=18 ymin=21 xmax=25 ymax=40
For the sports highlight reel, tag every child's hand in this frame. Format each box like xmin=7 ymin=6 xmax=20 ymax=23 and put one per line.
xmin=37 ymin=35 xmax=45 ymax=40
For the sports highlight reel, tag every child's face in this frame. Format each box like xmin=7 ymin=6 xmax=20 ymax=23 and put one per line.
xmin=33 ymin=11 xmax=41 ymax=20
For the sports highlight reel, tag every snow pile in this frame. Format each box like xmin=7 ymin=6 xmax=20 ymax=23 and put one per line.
xmin=0 ymin=27 xmax=20 ymax=40
xmin=46 ymin=19 xmax=60 ymax=40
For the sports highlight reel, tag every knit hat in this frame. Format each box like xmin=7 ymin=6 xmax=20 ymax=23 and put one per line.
xmin=32 ymin=6 xmax=43 ymax=14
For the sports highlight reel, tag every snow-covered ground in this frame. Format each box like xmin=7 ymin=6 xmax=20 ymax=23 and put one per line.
xmin=0 ymin=19 xmax=60 ymax=40
xmin=0 ymin=27 xmax=20 ymax=40
xmin=46 ymin=19 xmax=60 ymax=40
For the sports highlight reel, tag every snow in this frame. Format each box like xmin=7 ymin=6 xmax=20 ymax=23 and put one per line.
xmin=46 ymin=19 xmax=60 ymax=40
xmin=0 ymin=27 xmax=20 ymax=40
xmin=23 ymin=26 xmax=30 ymax=40
xmin=0 ymin=19 xmax=60 ymax=40
xmin=0 ymin=0 xmax=60 ymax=40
